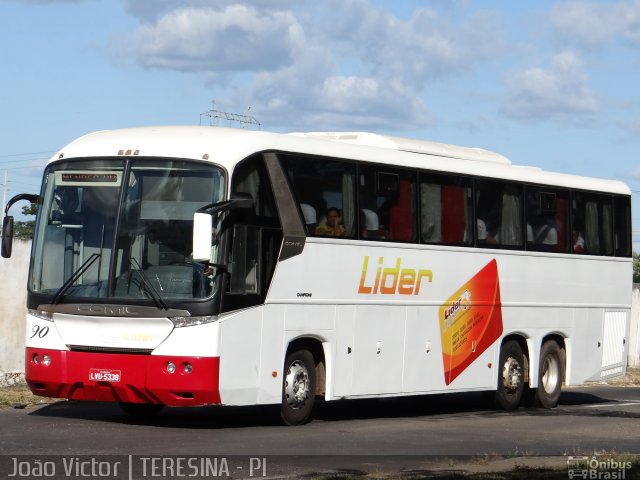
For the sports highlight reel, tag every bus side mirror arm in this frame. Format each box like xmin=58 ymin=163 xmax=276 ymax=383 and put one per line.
xmin=192 ymin=193 xmax=254 ymax=264
xmin=2 ymin=193 xmax=41 ymax=259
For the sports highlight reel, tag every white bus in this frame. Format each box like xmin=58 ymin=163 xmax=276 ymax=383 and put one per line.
xmin=1 ymin=126 xmax=632 ymax=425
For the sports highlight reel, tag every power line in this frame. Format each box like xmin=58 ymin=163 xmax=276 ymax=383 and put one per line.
xmin=0 ymin=157 xmax=50 ymax=165
xmin=0 ymin=150 xmax=55 ymax=158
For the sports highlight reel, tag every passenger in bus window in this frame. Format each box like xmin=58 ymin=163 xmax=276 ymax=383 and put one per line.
xmin=315 ymin=207 xmax=345 ymax=236
xmin=300 ymin=203 xmax=318 ymax=233
xmin=527 ymin=220 xmax=558 ymax=250
xmin=477 ymin=218 xmax=499 ymax=244
xmin=573 ymin=229 xmax=585 ymax=253
xmin=360 ymin=209 xmax=383 ymax=239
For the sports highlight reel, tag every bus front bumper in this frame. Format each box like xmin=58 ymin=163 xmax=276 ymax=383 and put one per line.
xmin=25 ymin=347 xmax=221 ymax=406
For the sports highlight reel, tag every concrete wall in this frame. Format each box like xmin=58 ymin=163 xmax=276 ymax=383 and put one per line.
xmin=0 ymin=240 xmax=30 ymax=374
xmin=1 ymin=242 xmax=639 ymax=373
xmin=630 ymin=286 xmax=640 ymax=368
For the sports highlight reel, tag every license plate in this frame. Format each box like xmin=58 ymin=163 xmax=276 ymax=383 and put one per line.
xmin=89 ymin=368 xmax=121 ymax=382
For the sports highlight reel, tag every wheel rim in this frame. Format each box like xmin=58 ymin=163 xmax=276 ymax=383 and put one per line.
xmin=284 ymin=360 xmax=310 ymax=409
xmin=502 ymin=356 xmax=522 ymax=394
xmin=541 ymin=355 xmax=560 ymax=394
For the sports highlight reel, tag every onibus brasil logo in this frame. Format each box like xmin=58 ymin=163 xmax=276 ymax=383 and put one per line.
xmin=567 ymin=456 xmax=633 ymax=479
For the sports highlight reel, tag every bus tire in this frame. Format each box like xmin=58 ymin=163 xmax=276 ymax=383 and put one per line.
xmin=281 ymin=349 xmax=316 ymax=426
xmin=495 ymin=340 xmax=525 ymax=410
xmin=534 ymin=340 xmax=564 ymax=408
xmin=118 ymin=402 xmax=164 ymax=417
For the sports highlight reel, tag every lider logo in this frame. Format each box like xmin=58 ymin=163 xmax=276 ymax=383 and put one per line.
xmin=443 ymin=289 xmax=471 ymax=330
xmin=358 ymin=256 xmax=433 ymax=295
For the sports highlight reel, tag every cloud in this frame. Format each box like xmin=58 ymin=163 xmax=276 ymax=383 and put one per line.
xmin=118 ymin=0 xmax=505 ymax=131
xmin=1 ymin=0 xmax=86 ymax=3
xmin=626 ymin=166 xmax=640 ymax=180
xmin=121 ymin=5 xmax=303 ymax=72
xmin=621 ymin=119 xmax=640 ymax=136
xmin=501 ymin=51 xmax=599 ymax=121
xmin=550 ymin=0 xmax=640 ymax=46
xmin=121 ymin=0 xmax=300 ymax=22
xmin=239 ymin=64 xmax=432 ymax=131
xmin=326 ymin=0 xmax=505 ymax=86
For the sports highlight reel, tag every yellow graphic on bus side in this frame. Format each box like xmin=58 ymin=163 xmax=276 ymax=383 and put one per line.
xmin=358 ymin=256 xmax=433 ymax=295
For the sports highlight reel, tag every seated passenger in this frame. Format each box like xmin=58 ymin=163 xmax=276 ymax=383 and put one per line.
xmin=528 ymin=221 xmax=558 ymax=250
xmin=300 ymin=203 xmax=317 ymax=233
xmin=360 ymin=209 xmax=382 ymax=239
xmin=477 ymin=218 xmax=498 ymax=244
xmin=315 ymin=207 xmax=345 ymax=236
xmin=572 ymin=229 xmax=585 ymax=253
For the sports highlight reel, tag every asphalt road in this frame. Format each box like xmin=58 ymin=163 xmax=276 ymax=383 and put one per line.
xmin=0 ymin=385 xmax=639 ymax=478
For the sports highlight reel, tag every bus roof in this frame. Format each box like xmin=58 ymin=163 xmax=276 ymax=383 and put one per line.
xmin=51 ymin=126 xmax=630 ymax=195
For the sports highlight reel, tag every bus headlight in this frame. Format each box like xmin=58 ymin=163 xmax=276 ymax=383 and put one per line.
xmin=169 ymin=315 xmax=218 ymax=328
xmin=166 ymin=362 xmax=176 ymax=374
xmin=42 ymin=355 xmax=51 ymax=367
xmin=28 ymin=310 xmax=53 ymax=322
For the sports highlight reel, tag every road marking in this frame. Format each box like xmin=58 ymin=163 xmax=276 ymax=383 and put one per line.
xmin=585 ymin=401 xmax=640 ymax=408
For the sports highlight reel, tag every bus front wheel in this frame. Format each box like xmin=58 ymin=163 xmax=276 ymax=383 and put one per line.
xmin=495 ymin=340 xmax=525 ymax=410
xmin=280 ymin=349 xmax=316 ymax=426
xmin=534 ymin=340 xmax=564 ymax=408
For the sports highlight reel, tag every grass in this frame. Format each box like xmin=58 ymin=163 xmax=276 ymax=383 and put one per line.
xmin=0 ymin=383 xmax=52 ymax=408
xmin=608 ymin=367 xmax=640 ymax=386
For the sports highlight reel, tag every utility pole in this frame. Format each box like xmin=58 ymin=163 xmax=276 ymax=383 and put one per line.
xmin=1 ymin=171 xmax=7 ymax=222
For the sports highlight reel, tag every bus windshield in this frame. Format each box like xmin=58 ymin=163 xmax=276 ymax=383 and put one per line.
xmin=30 ymin=158 xmax=225 ymax=305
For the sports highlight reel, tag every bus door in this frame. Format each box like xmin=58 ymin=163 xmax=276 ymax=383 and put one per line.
xmin=221 ymin=155 xmax=283 ymax=312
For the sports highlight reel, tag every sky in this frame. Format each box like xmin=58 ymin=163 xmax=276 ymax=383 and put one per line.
xmin=1 ymin=0 xmax=640 ymax=247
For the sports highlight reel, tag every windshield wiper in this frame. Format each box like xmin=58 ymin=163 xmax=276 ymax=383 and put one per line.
xmin=129 ymin=258 xmax=168 ymax=310
xmin=51 ymin=253 xmax=101 ymax=305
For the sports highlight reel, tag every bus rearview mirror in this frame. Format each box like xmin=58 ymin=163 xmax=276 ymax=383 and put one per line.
xmin=192 ymin=212 xmax=213 ymax=263
xmin=1 ymin=216 xmax=14 ymax=258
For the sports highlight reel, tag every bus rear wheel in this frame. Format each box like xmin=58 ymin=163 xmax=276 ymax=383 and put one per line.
xmin=495 ymin=340 xmax=525 ymax=410
xmin=534 ymin=340 xmax=564 ymax=408
xmin=280 ymin=349 xmax=316 ymax=426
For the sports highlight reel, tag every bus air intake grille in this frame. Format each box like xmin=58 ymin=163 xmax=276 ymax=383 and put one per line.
xmin=67 ymin=345 xmax=153 ymax=355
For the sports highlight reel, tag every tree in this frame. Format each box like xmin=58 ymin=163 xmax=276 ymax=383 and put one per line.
xmin=634 ymin=252 xmax=640 ymax=284
xmin=12 ymin=203 xmax=38 ymax=240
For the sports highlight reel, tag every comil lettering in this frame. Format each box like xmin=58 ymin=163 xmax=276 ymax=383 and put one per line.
xmin=358 ymin=256 xmax=433 ymax=295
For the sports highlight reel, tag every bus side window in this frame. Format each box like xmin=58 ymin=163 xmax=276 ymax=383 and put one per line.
xmin=525 ymin=187 xmax=569 ymax=253
xmin=387 ymin=176 xmax=416 ymax=242
xmin=572 ymin=192 xmax=613 ymax=256
xmin=359 ymin=166 xmax=417 ymax=242
xmin=420 ymin=173 xmax=472 ymax=246
xmin=475 ymin=180 xmax=523 ymax=248
xmin=280 ymin=154 xmax=357 ymax=238
xmin=613 ymin=196 xmax=632 ymax=257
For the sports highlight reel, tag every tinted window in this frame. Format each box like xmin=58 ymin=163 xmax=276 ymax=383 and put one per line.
xmin=525 ymin=187 xmax=570 ymax=253
xmin=420 ymin=173 xmax=473 ymax=246
xmin=358 ymin=165 xmax=417 ymax=242
xmin=281 ymin=155 xmax=357 ymax=238
xmin=571 ymin=192 xmax=613 ymax=255
xmin=475 ymin=180 xmax=523 ymax=248
xmin=614 ymin=196 xmax=631 ymax=257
